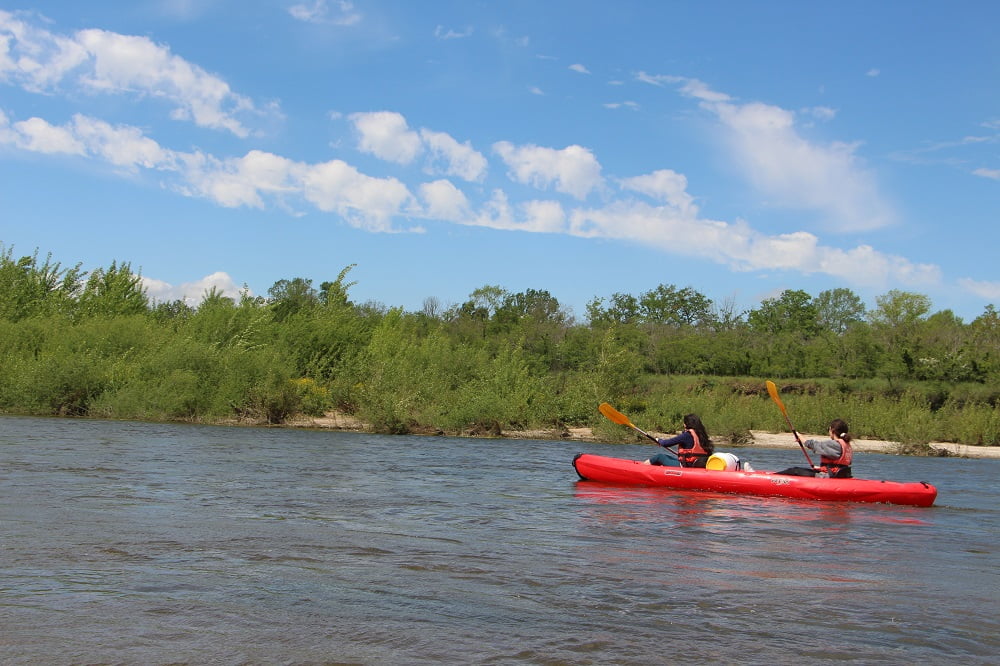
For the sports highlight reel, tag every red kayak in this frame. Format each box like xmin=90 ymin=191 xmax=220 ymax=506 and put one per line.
xmin=572 ymin=453 xmax=937 ymax=507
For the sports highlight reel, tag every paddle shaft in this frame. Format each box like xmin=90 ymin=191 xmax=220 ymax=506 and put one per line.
xmin=598 ymin=402 xmax=677 ymax=451
xmin=765 ymin=381 xmax=817 ymax=469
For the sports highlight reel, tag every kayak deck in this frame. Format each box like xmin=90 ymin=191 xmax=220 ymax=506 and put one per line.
xmin=572 ymin=453 xmax=937 ymax=507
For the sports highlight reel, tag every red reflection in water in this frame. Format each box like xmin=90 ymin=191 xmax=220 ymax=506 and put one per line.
xmin=573 ymin=481 xmax=930 ymax=527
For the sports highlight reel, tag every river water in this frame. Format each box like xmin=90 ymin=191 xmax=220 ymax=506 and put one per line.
xmin=1 ymin=415 xmax=997 ymax=665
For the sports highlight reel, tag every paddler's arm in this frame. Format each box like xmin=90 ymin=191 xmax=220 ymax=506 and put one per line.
xmin=656 ymin=431 xmax=693 ymax=450
xmin=803 ymin=438 xmax=843 ymax=458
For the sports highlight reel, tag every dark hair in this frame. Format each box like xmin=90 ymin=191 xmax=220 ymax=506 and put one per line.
xmin=683 ymin=413 xmax=714 ymax=455
xmin=830 ymin=418 xmax=852 ymax=443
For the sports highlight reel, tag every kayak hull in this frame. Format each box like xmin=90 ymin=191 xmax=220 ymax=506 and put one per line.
xmin=572 ymin=453 xmax=937 ymax=507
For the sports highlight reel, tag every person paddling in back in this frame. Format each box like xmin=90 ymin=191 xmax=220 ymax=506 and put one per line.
xmin=776 ymin=418 xmax=854 ymax=478
xmin=644 ymin=413 xmax=715 ymax=468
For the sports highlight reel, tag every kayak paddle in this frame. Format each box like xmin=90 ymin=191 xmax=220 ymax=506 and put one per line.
xmin=765 ymin=380 xmax=817 ymax=469
xmin=598 ymin=402 xmax=675 ymax=451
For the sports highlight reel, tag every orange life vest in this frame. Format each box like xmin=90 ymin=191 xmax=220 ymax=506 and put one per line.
xmin=678 ymin=428 xmax=710 ymax=468
xmin=820 ymin=437 xmax=853 ymax=478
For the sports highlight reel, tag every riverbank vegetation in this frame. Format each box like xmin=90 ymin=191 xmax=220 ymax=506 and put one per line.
xmin=2 ymin=244 xmax=999 ymax=446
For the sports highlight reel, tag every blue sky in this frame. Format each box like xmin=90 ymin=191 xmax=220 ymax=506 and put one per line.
xmin=1 ymin=1 xmax=998 ymax=322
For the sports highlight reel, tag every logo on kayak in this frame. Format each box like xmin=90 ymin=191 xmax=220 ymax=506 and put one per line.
xmin=770 ymin=478 xmax=792 ymax=486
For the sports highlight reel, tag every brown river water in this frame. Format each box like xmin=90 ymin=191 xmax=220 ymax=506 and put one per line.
xmin=2 ymin=415 xmax=998 ymax=664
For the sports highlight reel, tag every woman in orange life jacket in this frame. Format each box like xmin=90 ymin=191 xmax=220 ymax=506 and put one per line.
xmin=776 ymin=418 xmax=854 ymax=478
xmin=642 ymin=413 xmax=715 ymax=468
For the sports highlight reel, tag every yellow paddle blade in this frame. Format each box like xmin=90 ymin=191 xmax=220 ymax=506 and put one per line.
xmin=765 ymin=380 xmax=787 ymax=416
xmin=598 ymin=402 xmax=633 ymax=427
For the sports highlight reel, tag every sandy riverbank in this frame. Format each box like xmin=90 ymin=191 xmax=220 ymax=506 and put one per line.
xmin=299 ymin=412 xmax=1000 ymax=459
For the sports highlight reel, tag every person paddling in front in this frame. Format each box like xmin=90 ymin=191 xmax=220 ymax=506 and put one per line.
xmin=776 ymin=418 xmax=854 ymax=478
xmin=643 ymin=413 xmax=715 ymax=468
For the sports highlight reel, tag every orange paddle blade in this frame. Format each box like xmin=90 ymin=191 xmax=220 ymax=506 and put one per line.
xmin=599 ymin=402 xmax=632 ymax=427
xmin=765 ymin=380 xmax=788 ymax=417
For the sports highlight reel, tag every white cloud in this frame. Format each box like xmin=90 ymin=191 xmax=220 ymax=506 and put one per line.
xmin=805 ymin=106 xmax=837 ymax=121
xmin=8 ymin=116 xmax=85 ymax=154
xmin=187 ymin=149 xmax=300 ymax=208
xmin=518 ymin=200 xmax=566 ymax=233
xmin=867 ymin=68 xmax=880 ymax=77
xmin=470 ymin=189 xmax=516 ymax=230
xmin=529 ymin=86 xmax=544 ymax=95
xmin=663 ymin=76 xmax=894 ymax=232
xmin=493 ymin=141 xmax=603 ymax=200
xmin=419 ymin=179 xmax=471 ymax=222
xmin=635 ymin=71 xmax=675 ymax=87
xmin=604 ymin=101 xmax=639 ymax=110
xmin=569 ymin=63 xmax=590 ymax=74
xmin=567 ymin=198 xmax=939 ymax=288
xmin=619 ymin=169 xmax=696 ymax=217
xmin=301 ymin=159 xmax=415 ymax=232
xmin=434 ymin=25 xmax=473 ymax=40
xmin=0 ymin=11 xmax=274 ymax=137
xmin=142 ymin=271 xmax=246 ymax=306
xmin=350 ymin=112 xmax=487 ymax=182
xmin=0 ymin=110 xmax=184 ymax=170
xmin=959 ymin=278 xmax=1000 ymax=300
xmin=1 ymin=107 xmax=418 ymax=231
xmin=289 ymin=0 xmax=361 ymax=26
xmin=70 ymin=114 xmax=171 ymax=168
xmin=464 ymin=190 xmax=565 ymax=234
xmin=973 ymin=168 xmax=1000 ymax=181
xmin=0 ymin=10 xmax=89 ymax=91
xmin=419 ymin=128 xmax=487 ymax=182
xmin=637 ymin=71 xmax=731 ymax=102
xmin=350 ymin=110 xmax=423 ymax=165
xmin=153 ymin=0 xmax=215 ymax=21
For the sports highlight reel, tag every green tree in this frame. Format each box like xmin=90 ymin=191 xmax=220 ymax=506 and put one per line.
xmin=638 ymin=284 xmax=713 ymax=327
xmin=587 ymin=292 xmax=641 ymax=325
xmin=319 ymin=264 xmax=357 ymax=309
xmin=968 ymin=305 xmax=1000 ymax=378
xmin=0 ymin=246 xmax=84 ymax=321
xmin=268 ymin=277 xmax=319 ymax=322
xmin=76 ymin=261 xmax=148 ymax=318
xmin=747 ymin=289 xmax=819 ymax=337
xmin=814 ymin=287 xmax=866 ymax=334
xmin=868 ymin=290 xmax=933 ymax=382
xmin=914 ymin=309 xmax=976 ymax=382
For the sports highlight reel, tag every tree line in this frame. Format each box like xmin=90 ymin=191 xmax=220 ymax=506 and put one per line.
xmin=2 ymin=244 xmax=998 ymax=446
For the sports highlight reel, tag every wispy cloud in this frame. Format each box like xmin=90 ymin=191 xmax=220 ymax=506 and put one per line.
xmin=0 ymin=104 xmax=943 ymax=290
xmin=0 ymin=10 xmax=278 ymax=137
xmin=972 ymin=167 xmax=1000 ymax=181
xmin=654 ymin=74 xmax=893 ymax=232
xmin=0 ymin=4 xmax=948 ymax=301
xmin=604 ymin=101 xmax=639 ymax=110
xmin=959 ymin=278 xmax=1000 ymax=300
xmin=288 ymin=0 xmax=361 ymax=26
xmin=568 ymin=199 xmax=938 ymax=287
xmin=434 ymin=25 xmax=473 ymax=40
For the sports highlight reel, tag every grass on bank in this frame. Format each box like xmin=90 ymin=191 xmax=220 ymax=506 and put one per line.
xmin=592 ymin=376 xmax=1000 ymax=449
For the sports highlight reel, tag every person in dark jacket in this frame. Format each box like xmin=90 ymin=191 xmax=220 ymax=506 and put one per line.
xmin=643 ymin=413 xmax=715 ymax=468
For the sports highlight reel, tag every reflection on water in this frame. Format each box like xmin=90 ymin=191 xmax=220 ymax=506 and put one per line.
xmin=1 ymin=416 xmax=998 ymax=665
